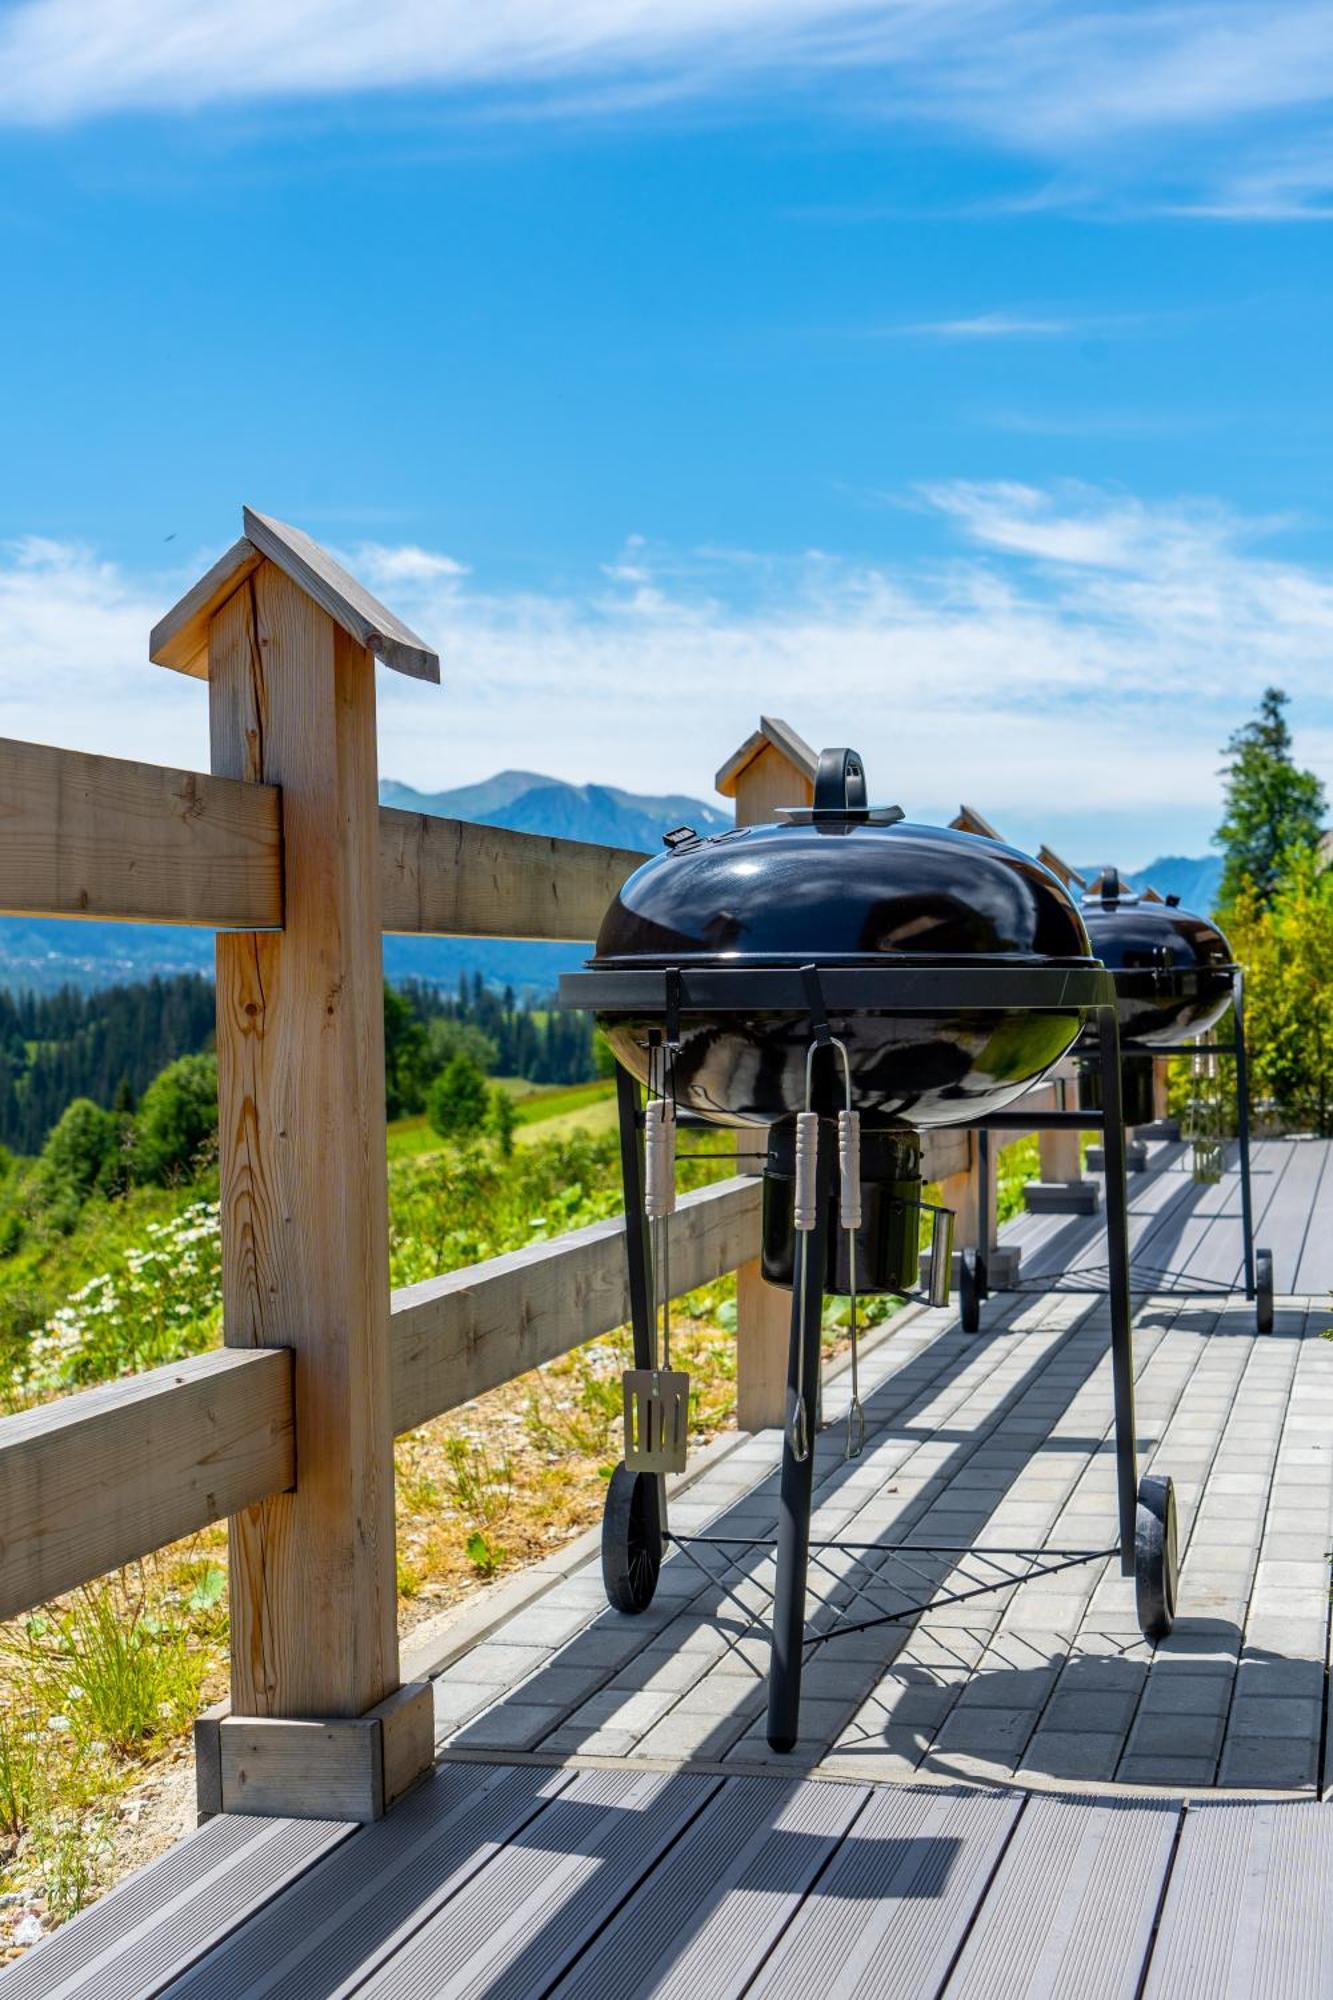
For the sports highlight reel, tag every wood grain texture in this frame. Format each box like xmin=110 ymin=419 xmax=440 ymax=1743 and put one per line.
xmin=0 ymin=1349 xmax=293 ymax=1624
xmin=391 ymin=1176 xmax=760 ymax=1436
xmin=734 ymin=1258 xmax=792 ymax=1432
xmin=0 ymin=736 xmax=643 ymax=940
xmin=728 ymin=740 xmax=815 ymax=827
xmin=243 ymin=509 xmax=440 ymax=683
xmin=218 ymin=1716 xmax=383 ymax=1822
xmin=211 ymin=563 xmax=400 ymax=1721
xmin=150 ymin=537 xmax=263 ymax=678
xmin=379 ymin=806 xmax=645 ymax=941
xmin=0 ymin=736 xmax=281 ymax=928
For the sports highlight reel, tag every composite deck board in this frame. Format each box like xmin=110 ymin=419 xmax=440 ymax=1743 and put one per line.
xmin=943 ymin=1795 xmax=1181 ymax=2000
xmin=1144 ymin=1801 xmax=1333 ymax=1997
xmin=1136 ymin=1142 xmax=1253 ymax=1291
xmin=1257 ymin=1140 xmax=1330 ymax=1296
xmin=545 ymin=1774 xmax=868 ymax=2000
xmin=353 ymin=1768 xmax=720 ymax=1999
xmin=1019 ymin=1150 xmax=1197 ymax=1287
xmin=0 ymin=1814 xmax=350 ymax=2000
xmin=1292 ymin=1141 xmax=1333 ymax=1294
xmin=746 ymin=1784 xmax=1020 ymax=1997
xmin=162 ymin=1763 xmax=576 ymax=2000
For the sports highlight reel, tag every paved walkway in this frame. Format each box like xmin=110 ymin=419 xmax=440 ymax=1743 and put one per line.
xmin=429 ymin=1282 xmax=1333 ymax=1790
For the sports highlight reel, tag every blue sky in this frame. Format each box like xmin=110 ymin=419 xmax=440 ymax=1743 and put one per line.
xmin=1 ymin=1 xmax=1331 ymax=867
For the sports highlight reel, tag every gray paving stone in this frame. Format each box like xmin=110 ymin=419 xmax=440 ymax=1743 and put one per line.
xmin=635 ymin=1708 xmax=750 ymax=1759
xmin=1116 ymin=1755 xmax=1217 ymax=1786
xmin=565 ymin=1687 xmax=678 ymax=1733
xmin=1218 ymin=1734 xmax=1319 ymax=1788
xmin=444 ymin=1643 xmax=552 ymax=1685
xmin=1043 ymin=1689 xmax=1140 ymax=1733
xmin=1226 ymin=1695 xmax=1322 ymax=1738
xmin=1136 ymin=1673 xmax=1233 ymax=1716
xmin=432 ymin=1678 xmax=507 ymax=1728
xmin=1125 ymin=1709 xmax=1226 ymax=1758
xmin=931 ymin=1705 xmax=1039 ymax=1755
xmin=450 ymin=1702 xmax=570 ymax=1750
xmin=1017 ymin=1731 xmax=1126 ymax=1780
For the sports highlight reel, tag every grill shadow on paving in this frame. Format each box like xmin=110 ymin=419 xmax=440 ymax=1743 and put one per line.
xmin=435 ymin=1251 xmax=1333 ymax=1789
xmin=7 ymin=1137 xmax=1333 ymax=1998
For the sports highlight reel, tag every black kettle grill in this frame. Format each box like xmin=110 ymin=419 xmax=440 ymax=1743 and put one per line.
xmin=1067 ymin=871 xmax=1269 ymax=1324
xmin=560 ymin=749 xmax=1179 ymax=1751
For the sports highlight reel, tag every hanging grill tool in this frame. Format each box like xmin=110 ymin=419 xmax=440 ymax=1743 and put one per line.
xmin=622 ymin=1049 xmax=690 ymax=1474
xmin=1189 ymin=1041 xmax=1225 ymax=1186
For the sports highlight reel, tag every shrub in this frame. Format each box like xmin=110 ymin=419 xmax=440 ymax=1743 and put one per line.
xmin=489 ymin=1087 xmax=518 ymax=1157
xmin=428 ymin=1053 xmax=490 ymax=1140
xmin=39 ymin=1099 xmax=119 ymax=1214
xmin=426 ymin=1017 xmax=498 ymax=1077
xmin=132 ymin=1054 xmax=218 ymax=1185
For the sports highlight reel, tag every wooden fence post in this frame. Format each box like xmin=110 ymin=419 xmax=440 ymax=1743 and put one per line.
xmin=151 ymin=510 xmax=440 ymax=1821
xmin=715 ymin=718 xmax=817 ymax=1430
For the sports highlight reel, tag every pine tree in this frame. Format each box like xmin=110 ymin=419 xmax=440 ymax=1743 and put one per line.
xmin=1216 ymin=688 xmax=1326 ymax=911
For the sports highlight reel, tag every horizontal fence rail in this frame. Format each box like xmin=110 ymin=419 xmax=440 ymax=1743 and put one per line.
xmin=0 ymin=737 xmax=283 ymax=930
xmin=391 ymin=1175 xmax=762 ymax=1435
xmin=0 ymin=1348 xmax=294 ymax=1625
xmin=0 ymin=1178 xmax=758 ymax=1618
xmin=0 ymin=737 xmax=648 ymax=942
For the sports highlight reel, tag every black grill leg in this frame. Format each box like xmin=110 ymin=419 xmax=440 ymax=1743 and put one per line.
xmin=767 ymin=1124 xmax=832 ymax=1752
xmin=1097 ymin=1006 xmax=1139 ymax=1575
xmin=1233 ymin=974 xmax=1257 ymax=1300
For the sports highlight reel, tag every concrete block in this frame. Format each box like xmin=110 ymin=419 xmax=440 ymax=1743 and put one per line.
xmin=1024 ymin=1180 xmax=1102 ymax=1216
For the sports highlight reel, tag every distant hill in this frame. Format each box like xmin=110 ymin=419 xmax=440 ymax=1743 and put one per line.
xmin=1076 ymin=853 xmax=1224 ymax=914
xmin=380 ymin=773 xmax=728 ymax=852
xmin=0 ymin=771 xmax=726 ymax=996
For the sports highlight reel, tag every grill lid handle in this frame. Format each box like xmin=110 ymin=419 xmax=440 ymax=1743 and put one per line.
xmin=815 ymin=747 xmax=868 ymax=815
xmin=774 ymin=745 xmax=904 ymax=826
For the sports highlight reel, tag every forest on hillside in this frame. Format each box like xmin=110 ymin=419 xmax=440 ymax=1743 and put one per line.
xmin=0 ymin=970 xmax=597 ymax=1158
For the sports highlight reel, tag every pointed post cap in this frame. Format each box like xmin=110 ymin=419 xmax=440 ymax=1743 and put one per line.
xmin=714 ymin=715 xmax=817 ymax=797
xmin=950 ymin=803 xmax=1004 ymax=841
xmin=149 ymin=507 xmax=440 ymax=684
xmin=1038 ymin=844 xmax=1085 ymax=889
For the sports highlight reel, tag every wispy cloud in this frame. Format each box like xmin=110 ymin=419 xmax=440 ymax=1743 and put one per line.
xmin=890 ymin=314 xmax=1079 ymax=340
xmin=3 ymin=483 xmax=1330 ymax=860
xmin=1 ymin=0 xmax=1332 ymax=225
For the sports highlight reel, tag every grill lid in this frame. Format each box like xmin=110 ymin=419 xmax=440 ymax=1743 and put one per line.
xmin=595 ymin=746 xmax=1093 ymax=971
xmin=1079 ymin=874 xmax=1236 ymax=1047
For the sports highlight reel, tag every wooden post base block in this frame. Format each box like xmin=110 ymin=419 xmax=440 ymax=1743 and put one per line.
xmin=933 ymin=1244 xmax=1022 ymax=1290
xmin=196 ymin=1681 xmax=434 ymax=1824
xmin=1024 ymin=1179 xmax=1102 ymax=1216
xmin=1087 ymin=1141 xmax=1149 ymax=1174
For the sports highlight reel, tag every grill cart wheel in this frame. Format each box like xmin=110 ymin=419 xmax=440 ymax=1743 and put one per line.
xmin=1135 ymin=1473 xmax=1178 ymax=1643
xmin=602 ymin=1462 xmax=663 ymax=1614
xmin=1255 ymin=1247 xmax=1274 ymax=1334
xmin=959 ymin=1247 xmax=982 ymax=1333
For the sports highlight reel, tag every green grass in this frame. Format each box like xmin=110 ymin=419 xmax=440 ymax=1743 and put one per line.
xmin=386 ymin=1078 xmax=614 ymax=1159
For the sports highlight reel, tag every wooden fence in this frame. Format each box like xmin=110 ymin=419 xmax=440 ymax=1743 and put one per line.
xmin=0 ymin=511 xmax=1047 ymax=1822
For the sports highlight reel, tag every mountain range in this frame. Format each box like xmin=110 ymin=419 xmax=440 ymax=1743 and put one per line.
xmin=1076 ymin=854 xmax=1225 ymax=912
xmin=0 ymin=769 xmax=1224 ymax=994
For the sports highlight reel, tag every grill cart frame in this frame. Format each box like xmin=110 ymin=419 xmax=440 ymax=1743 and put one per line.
xmin=969 ymin=969 xmax=1271 ymax=1336
xmin=561 ymin=961 xmax=1178 ymax=1753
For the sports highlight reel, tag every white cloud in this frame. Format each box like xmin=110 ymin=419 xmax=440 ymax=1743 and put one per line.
xmin=1 ymin=482 xmax=1329 ymax=862
xmin=894 ymin=315 xmax=1078 ymax=340
xmin=353 ymin=544 xmax=469 ymax=585
xmin=1 ymin=0 xmax=1332 ymax=220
